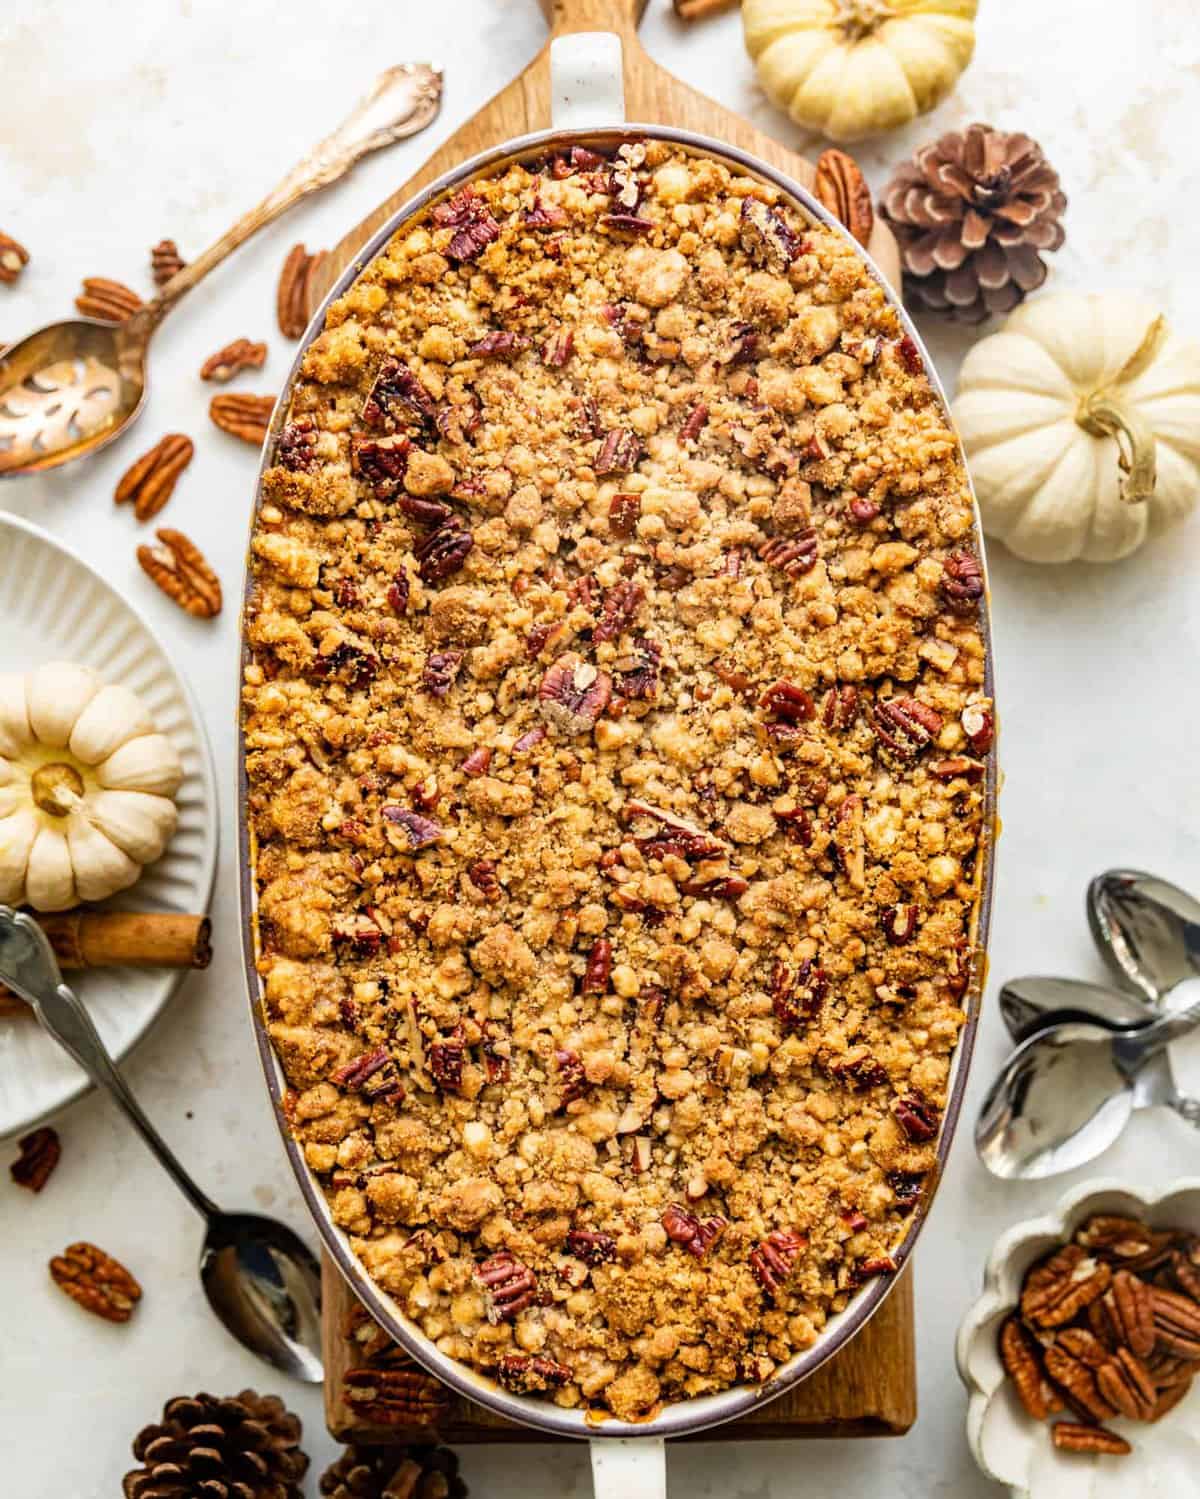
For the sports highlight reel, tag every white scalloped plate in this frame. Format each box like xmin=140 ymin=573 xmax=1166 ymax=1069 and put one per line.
xmin=957 ymin=1178 xmax=1200 ymax=1499
xmin=0 ymin=511 xmax=217 ymax=1138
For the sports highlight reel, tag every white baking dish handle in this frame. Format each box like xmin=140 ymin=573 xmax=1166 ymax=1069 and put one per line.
xmin=591 ymin=1437 xmax=667 ymax=1499
xmin=547 ymin=34 xmax=667 ymax=1499
xmin=549 ymin=30 xmax=626 ymax=129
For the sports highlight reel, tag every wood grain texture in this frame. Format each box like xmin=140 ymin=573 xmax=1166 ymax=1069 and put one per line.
xmin=312 ymin=0 xmax=899 ymax=300
xmin=323 ymin=1253 xmax=916 ymax=1444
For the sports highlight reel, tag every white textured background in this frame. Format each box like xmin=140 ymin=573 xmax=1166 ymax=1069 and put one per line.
xmin=2 ymin=1 xmax=1199 ymax=1494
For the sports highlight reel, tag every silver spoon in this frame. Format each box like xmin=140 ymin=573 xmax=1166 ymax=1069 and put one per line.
xmin=0 ymin=907 xmax=322 ymax=1381
xmin=1088 ymin=868 xmax=1200 ymax=1007
xmin=976 ymin=997 xmax=1200 ymax=1180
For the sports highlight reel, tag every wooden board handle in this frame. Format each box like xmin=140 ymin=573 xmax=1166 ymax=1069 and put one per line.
xmin=537 ymin=0 xmax=648 ymax=34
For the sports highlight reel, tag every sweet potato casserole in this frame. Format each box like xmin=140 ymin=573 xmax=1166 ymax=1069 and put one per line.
xmin=242 ymin=137 xmax=992 ymax=1422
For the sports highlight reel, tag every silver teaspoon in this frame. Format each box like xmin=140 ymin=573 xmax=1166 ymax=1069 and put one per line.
xmin=1088 ymin=868 xmax=1200 ymax=1005
xmin=0 ymin=907 xmax=322 ymax=1381
xmin=976 ymin=997 xmax=1200 ymax=1180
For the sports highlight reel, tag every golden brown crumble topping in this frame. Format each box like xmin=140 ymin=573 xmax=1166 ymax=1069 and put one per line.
xmin=242 ymin=138 xmax=991 ymax=1423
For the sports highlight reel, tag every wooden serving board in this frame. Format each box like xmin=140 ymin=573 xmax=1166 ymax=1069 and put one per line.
xmin=323 ymin=1253 xmax=916 ymax=1443
xmin=316 ymin=0 xmax=914 ymax=1446
xmin=313 ymin=0 xmax=900 ymax=303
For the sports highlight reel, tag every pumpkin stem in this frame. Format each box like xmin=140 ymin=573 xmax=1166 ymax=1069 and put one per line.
xmin=833 ymin=0 xmax=893 ymax=40
xmin=31 ymin=761 xmax=85 ymax=817
xmin=1074 ymin=315 xmax=1166 ymax=508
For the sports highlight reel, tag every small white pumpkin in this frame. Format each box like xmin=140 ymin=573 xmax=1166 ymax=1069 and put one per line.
xmin=0 ymin=662 xmax=183 ymax=911
xmin=742 ymin=0 xmax=978 ymax=144
xmin=954 ymin=294 xmax=1200 ymax=563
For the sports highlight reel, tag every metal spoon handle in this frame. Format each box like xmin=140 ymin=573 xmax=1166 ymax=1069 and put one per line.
xmin=1118 ymin=998 xmax=1200 ymax=1068
xmin=135 ymin=63 xmax=442 ymax=331
xmin=1169 ymin=1095 xmax=1200 ymax=1128
xmin=0 ymin=909 xmax=218 ymax=1221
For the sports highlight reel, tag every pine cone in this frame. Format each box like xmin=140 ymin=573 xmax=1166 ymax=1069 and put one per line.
xmin=122 ymin=1389 xmax=308 ymax=1499
xmin=319 ymin=1445 xmax=467 ymax=1499
xmin=880 ymin=123 xmax=1067 ymax=324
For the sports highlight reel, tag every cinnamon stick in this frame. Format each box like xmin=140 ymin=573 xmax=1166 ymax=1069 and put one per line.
xmin=673 ymin=0 xmax=739 ymax=20
xmin=0 ymin=911 xmax=211 ymax=1015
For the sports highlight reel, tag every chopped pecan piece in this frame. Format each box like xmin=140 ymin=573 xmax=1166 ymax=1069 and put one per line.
xmin=930 ymin=755 xmax=985 ymax=783
xmin=961 ymin=701 xmax=995 ymax=754
xmin=739 ymin=197 xmax=806 ymax=271
xmin=467 ymin=859 xmax=501 ymax=903
xmin=608 ymin=492 xmax=641 ymax=536
xmin=210 ymin=391 xmax=275 ymax=445
xmin=498 ymin=1353 xmax=571 ymax=1394
xmin=1044 ymin=1333 xmax=1117 ymax=1423
xmin=513 ymin=725 xmax=547 ymax=754
xmin=422 ymin=649 xmax=464 ymax=698
xmin=469 ymin=329 xmax=528 ymax=360
xmin=49 ymin=1242 xmax=142 ymax=1323
xmin=0 ymin=230 xmax=30 ymax=283
xmin=331 ymin=912 xmax=384 ymax=956
xmin=538 ymin=653 xmax=612 ymax=735
xmin=435 ymin=397 xmax=482 ymax=445
xmin=277 ymin=418 xmax=319 ymax=473
xmin=362 ymin=357 xmax=436 ymax=430
xmin=940 ymin=550 xmax=985 ymax=613
xmin=758 ymin=531 xmax=819 ymax=579
xmin=848 ymin=497 xmax=880 ymax=526
xmin=831 ymin=793 xmax=865 ymax=889
xmin=774 ymin=806 xmax=812 ymax=846
xmin=600 ymin=212 xmax=654 ymax=235
xmin=137 ymin=528 xmax=222 ymax=618
xmin=613 ymin=637 xmax=661 ymax=701
xmin=542 ymin=328 xmax=574 ymax=367
xmin=593 ymin=580 xmax=644 ymax=643
xmin=895 ymin=336 xmax=923 ymax=375
xmin=680 ymin=403 xmax=709 ymax=441
xmin=555 ymin=1048 xmax=587 ymax=1106
xmin=481 ymin=1021 xmax=511 ymax=1080
xmin=595 ymin=427 xmax=642 ymax=476
xmin=75 ymin=276 xmax=143 ymax=322
xmin=813 ymin=149 xmax=875 ymax=248
xmin=461 ymin=746 xmax=492 ymax=777
xmin=750 ymin=1230 xmax=806 ymax=1297
xmin=387 ymin=570 xmax=411 ymax=614
xmin=276 ymin=242 xmax=327 ymax=337
xmin=582 ymin=937 xmax=613 ymax=994
xmin=871 ymin=696 xmax=943 ymax=761
xmin=893 ymin=1093 xmax=939 ymax=1142
xmin=200 ymin=337 xmax=267 ymax=383
xmin=851 ymin=1255 xmax=899 ymax=1286
xmin=428 ymin=1035 xmax=466 ymax=1094
xmin=114 ymin=434 xmax=194 ymax=522
xmin=434 ymin=189 xmax=502 ymax=262
xmin=882 ymin=903 xmax=918 ymax=945
xmin=416 ymin=523 xmax=474 ymax=584
xmin=760 ymin=680 xmax=815 ymax=723
xmin=887 ymin=1171 xmax=925 ymax=1214
xmin=772 ymin=957 xmax=825 ymax=1033
xmin=523 ymin=196 xmax=569 ymax=229
xmin=382 ymin=805 xmax=444 ymax=852
xmin=831 ymin=1050 xmax=888 ymax=1090
xmin=1022 ymin=1244 xmax=1112 ymax=1329
xmin=476 ymin=1252 xmax=537 ymax=1322
xmin=822 ymin=684 xmax=859 ymax=730
xmin=662 ymin=1205 xmax=727 ymax=1260
xmin=567 ymin=1229 xmax=617 ymax=1267
xmin=149 ymin=238 xmax=184 ymax=286
xmin=1051 ymin=1422 xmax=1130 ymax=1456
xmin=10 ymin=1126 xmax=61 ymax=1192
xmin=332 ymin=1046 xmax=404 ymax=1103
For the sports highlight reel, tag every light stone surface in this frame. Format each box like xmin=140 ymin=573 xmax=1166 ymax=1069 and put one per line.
xmin=2 ymin=1 xmax=1199 ymax=1494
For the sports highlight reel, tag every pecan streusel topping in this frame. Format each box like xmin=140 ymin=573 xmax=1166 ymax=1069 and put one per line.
xmin=243 ymin=139 xmax=990 ymax=1423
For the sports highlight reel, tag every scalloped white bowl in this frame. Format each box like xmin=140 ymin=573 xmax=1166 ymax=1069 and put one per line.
xmin=957 ymin=1179 xmax=1200 ymax=1499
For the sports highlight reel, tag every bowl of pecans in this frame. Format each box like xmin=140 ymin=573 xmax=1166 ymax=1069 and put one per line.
xmin=957 ymin=1179 xmax=1200 ymax=1495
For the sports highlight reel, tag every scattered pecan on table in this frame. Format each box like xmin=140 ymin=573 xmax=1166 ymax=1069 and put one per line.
xmin=276 ymin=242 xmax=327 ymax=338
xmin=137 ymin=527 xmax=222 ymax=619
xmin=75 ymin=276 xmax=143 ymax=322
xmin=0 ymin=231 xmax=30 ymax=285
xmin=10 ymin=1126 xmax=61 ymax=1192
xmin=210 ymin=391 xmax=275 ymax=445
xmin=149 ymin=238 xmax=185 ymax=286
xmin=813 ymin=149 xmax=875 ymax=249
xmin=997 ymin=1212 xmax=1200 ymax=1458
xmin=49 ymin=1241 xmax=142 ymax=1323
xmin=199 ymin=338 xmax=267 ymax=383
xmin=114 ymin=433 xmax=194 ymax=522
